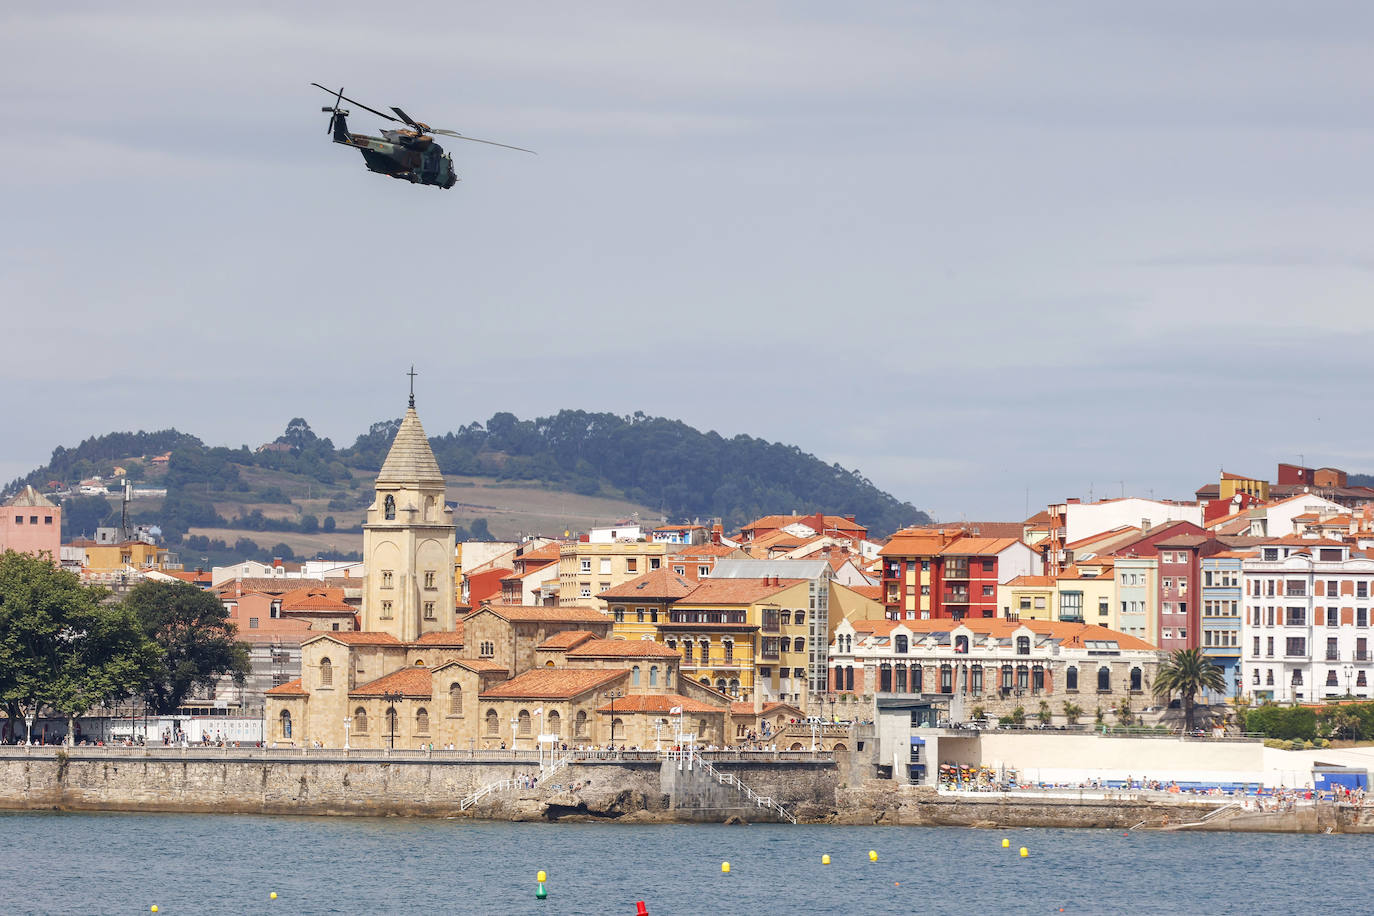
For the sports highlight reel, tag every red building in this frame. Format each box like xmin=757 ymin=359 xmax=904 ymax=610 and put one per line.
xmin=1111 ymin=521 xmax=1220 ymax=652
xmin=879 ymin=529 xmax=1039 ymax=621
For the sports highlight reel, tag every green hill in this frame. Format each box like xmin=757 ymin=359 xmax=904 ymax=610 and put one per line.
xmin=6 ymin=411 xmax=928 ymax=566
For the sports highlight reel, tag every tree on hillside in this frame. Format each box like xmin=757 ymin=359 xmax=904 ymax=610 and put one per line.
xmin=123 ymin=581 xmax=249 ymax=714
xmin=1153 ymin=648 xmax=1226 ymax=732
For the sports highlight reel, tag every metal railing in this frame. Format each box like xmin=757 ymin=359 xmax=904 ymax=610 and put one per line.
xmin=672 ymin=747 xmax=797 ymax=824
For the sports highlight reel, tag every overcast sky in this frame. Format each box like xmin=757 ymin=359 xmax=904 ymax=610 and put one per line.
xmin=4 ymin=3 xmax=1374 ymax=521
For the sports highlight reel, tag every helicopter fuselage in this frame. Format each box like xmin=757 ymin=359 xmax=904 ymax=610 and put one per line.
xmin=330 ymin=113 xmax=457 ymax=189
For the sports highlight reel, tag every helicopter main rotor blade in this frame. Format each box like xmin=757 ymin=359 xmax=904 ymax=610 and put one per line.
xmin=310 ymin=82 xmax=401 ymax=123
xmin=390 ymin=106 xmax=419 ymax=128
xmin=431 ymin=130 xmax=536 ymax=154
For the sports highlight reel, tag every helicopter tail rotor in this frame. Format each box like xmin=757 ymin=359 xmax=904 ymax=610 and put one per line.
xmin=320 ymin=85 xmax=349 ymax=141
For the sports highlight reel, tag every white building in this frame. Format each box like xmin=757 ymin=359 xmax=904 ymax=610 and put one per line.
xmin=1064 ymin=498 xmax=1202 ymax=546
xmin=1241 ymin=540 xmax=1374 ymax=703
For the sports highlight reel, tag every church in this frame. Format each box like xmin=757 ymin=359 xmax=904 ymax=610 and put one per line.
xmin=265 ymin=393 xmax=732 ymax=750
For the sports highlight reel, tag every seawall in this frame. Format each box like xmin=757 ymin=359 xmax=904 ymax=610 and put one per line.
xmin=2 ymin=748 xmax=1370 ymax=832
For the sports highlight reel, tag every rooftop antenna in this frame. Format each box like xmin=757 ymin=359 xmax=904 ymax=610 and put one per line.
xmin=407 ymin=365 xmax=417 ymax=409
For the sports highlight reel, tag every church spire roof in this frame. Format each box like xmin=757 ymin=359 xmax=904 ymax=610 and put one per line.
xmin=376 ymin=407 xmax=445 ymax=488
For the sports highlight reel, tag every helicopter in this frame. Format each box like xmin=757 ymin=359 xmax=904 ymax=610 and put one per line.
xmin=312 ymin=83 xmax=534 ymax=189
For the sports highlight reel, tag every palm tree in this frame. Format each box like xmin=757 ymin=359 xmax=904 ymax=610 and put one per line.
xmin=1153 ymin=648 xmax=1226 ymax=733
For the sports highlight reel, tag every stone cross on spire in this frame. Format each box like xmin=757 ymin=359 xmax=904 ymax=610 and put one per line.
xmin=407 ymin=365 xmax=417 ymax=408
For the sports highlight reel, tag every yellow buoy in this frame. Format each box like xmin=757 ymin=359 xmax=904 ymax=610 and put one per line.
xmin=536 ymin=871 xmax=547 ymax=884
xmin=1019 ymin=847 xmax=1029 ymax=858
xmin=150 ymin=908 xmax=158 ymax=914
xmin=270 ymin=892 xmax=277 ymax=900
xmin=821 ymin=854 xmax=831 ymax=865
xmin=1001 ymin=838 xmax=1010 ymax=848
xmin=721 ymin=861 xmax=731 ymax=874
xmin=868 ymin=850 xmax=878 ymax=862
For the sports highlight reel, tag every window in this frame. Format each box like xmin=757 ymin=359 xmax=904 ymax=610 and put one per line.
xmin=1361 ymin=582 xmax=1370 ymax=599
xmin=424 ymin=570 xmax=436 ymax=589
xmin=626 ymin=558 xmax=638 ymax=573
xmin=1327 ymin=669 xmax=1340 ymax=687
xmin=674 ymin=565 xmax=686 ymax=575
xmin=1285 ymin=637 xmax=1306 ymax=657
xmin=1361 ymin=609 xmax=1370 ymax=628
xmin=381 ymin=570 xmax=393 ymax=588
xmin=794 ymin=637 xmax=805 ymax=653
xmin=982 ymin=585 xmax=994 ymax=597
xmin=1130 ymin=667 xmax=1142 ymax=691
xmin=970 ymin=666 xmax=982 ymax=694
xmin=320 ymin=657 xmax=333 ymax=687
xmin=486 ymin=710 xmax=500 ymax=735
xmin=384 ymin=494 xmax=396 ymax=520
xmin=1016 ymin=636 xmax=1030 ymax=655
xmin=895 ymin=634 xmax=909 ymax=653
xmin=599 ymin=558 xmax=612 ymax=574
xmin=954 ymin=635 xmax=969 ymax=654
xmin=480 ymin=640 xmax=495 ymax=657
xmin=1020 ymin=598 xmax=1032 ymax=611
xmin=794 ymin=610 xmax=805 ymax=625
xmin=248 ymin=617 xmax=259 ymax=629
xmin=448 ymin=683 xmax=463 ymax=716
xmin=416 ymin=708 xmax=429 ymax=734
xmin=1099 ymin=598 xmax=1109 ymax=616
xmin=1286 ymin=607 xmax=1306 ymax=627
xmin=575 ymin=710 xmax=588 ymax=737
xmin=1097 ymin=666 xmax=1111 ymax=692
xmin=1163 ymin=578 xmax=1173 ymax=590
xmin=1033 ymin=597 xmax=1046 ymax=610
xmin=579 ymin=586 xmax=591 ymax=599
xmin=1286 ymin=581 xmax=1307 ymax=598
xmin=1266 ymin=669 xmax=1274 ymax=685
xmin=43 ymin=516 xmax=52 ymax=525
xmin=649 ymin=666 xmax=658 ymax=686
xmin=1328 ymin=608 xmax=1339 ymax=627
xmin=1267 ymin=637 xmax=1274 ymax=657
xmin=1292 ymin=669 xmax=1303 ymax=686
xmin=580 ymin=558 xmax=592 ymax=573
xmin=518 ymin=710 xmax=532 ymax=735
xmin=381 ymin=600 xmax=393 ymax=619
xmin=636 ymin=608 xmax=646 ymax=623
xmin=649 ymin=558 xmax=661 ymax=570
xmin=279 ymin=710 xmax=292 ymax=738
xmin=354 ymin=708 xmax=368 ymax=733
xmin=723 ymin=640 xmax=733 ymax=662
xmin=423 ymin=601 xmax=435 ymax=620
xmin=698 ymin=565 xmax=711 ymax=577
xmin=632 ymin=665 xmax=641 ymax=686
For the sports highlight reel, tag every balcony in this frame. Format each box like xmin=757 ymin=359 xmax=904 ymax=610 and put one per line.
xmin=1326 ymin=652 xmax=1340 ymax=661
xmin=1358 ymin=651 xmax=1371 ymax=662
xmin=943 ymin=592 xmax=971 ymax=605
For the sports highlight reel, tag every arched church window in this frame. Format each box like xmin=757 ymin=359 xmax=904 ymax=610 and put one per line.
xmin=353 ymin=707 xmax=368 ymax=734
xmin=632 ymin=665 xmax=641 ymax=686
xmin=384 ymin=494 xmax=396 ymax=520
xmin=649 ymin=666 xmax=658 ymax=686
xmin=449 ymin=683 xmax=462 ymax=716
xmin=279 ymin=710 xmax=292 ymax=739
xmin=575 ymin=710 xmax=588 ymax=737
xmin=319 ymin=657 xmax=332 ymax=687
xmin=518 ymin=709 xmax=532 ymax=735
xmin=485 ymin=709 xmax=499 ymax=735
xmin=415 ymin=708 xmax=429 ymax=734
xmin=547 ymin=710 xmax=561 ymax=736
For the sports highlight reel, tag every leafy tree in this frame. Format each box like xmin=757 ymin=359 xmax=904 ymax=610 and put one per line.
xmin=49 ymin=601 xmax=159 ymax=746
xmin=1152 ymin=648 xmax=1227 ymax=732
xmin=469 ymin=518 xmax=492 ymax=541
xmin=1062 ymin=701 xmax=1083 ymax=725
xmin=0 ymin=551 xmax=155 ymax=744
xmin=123 ymin=582 xmax=249 ymax=714
xmin=1036 ymin=701 xmax=1052 ymax=724
xmin=1007 ymin=705 xmax=1026 ymax=725
xmin=300 ymin=514 xmax=319 ymax=534
xmin=322 ymin=516 xmax=336 ymax=533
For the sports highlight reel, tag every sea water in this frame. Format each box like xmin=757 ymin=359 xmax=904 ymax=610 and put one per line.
xmin=0 ymin=811 xmax=1360 ymax=915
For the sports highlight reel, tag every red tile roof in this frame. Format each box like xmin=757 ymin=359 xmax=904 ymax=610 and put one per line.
xmin=302 ymin=631 xmax=402 ymax=647
xmin=350 ymin=667 xmax=434 ymax=698
xmin=566 ymin=639 xmax=680 ymax=659
xmin=536 ymin=630 xmax=598 ymax=651
xmin=411 ymin=630 xmax=465 ymax=647
xmin=676 ymin=579 xmax=801 ymax=605
xmin=598 ymin=569 xmax=698 ymax=601
xmin=474 ymin=604 xmax=611 ymax=623
xmin=279 ymin=587 xmax=354 ymax=613
xmin=937 ymin=536 xmax=1023 ymax=557
xmin=266 ymin=678 xmax=306 ymax=696
xmin=479 ymin=668 xmax=628 ymax=700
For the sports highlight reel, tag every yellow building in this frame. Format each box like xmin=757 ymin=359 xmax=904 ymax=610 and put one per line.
xmin=559 ymin=541 xmax=668 ymax=610
xmin=662 ymin=578 xmax=814 ymax=711
xmin=75 ymin=538 xmax=176 ymax=573
xmin=998 ymin=575 xmax=1056 ymax=620
xmin=598 ymin=568 xmax=699 ymax=641
xmin=828 ymin=581 xmax=887 ymax=625
xmin=1055 ymin=558 xmax=1118 ymax=630
xmin=1218 ymin=471 xmax=1269 ymax=502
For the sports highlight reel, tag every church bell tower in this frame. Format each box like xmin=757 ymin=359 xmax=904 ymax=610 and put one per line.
xmin=361 ymin=377 xmax=456 ymax=642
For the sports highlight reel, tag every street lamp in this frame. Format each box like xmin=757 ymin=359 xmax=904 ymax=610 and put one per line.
xmin=1345 ymin=664 xmax=1355 ymax=698
xmin=343 ymin=716 xmax=352 ymax=750
xmin=380 ymin=691 xmax=402 ymax=749
xmin=826 ymin=692 xmax=837 ymax=722
xmin=606 ymin=688 xmax=625 ymax=748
